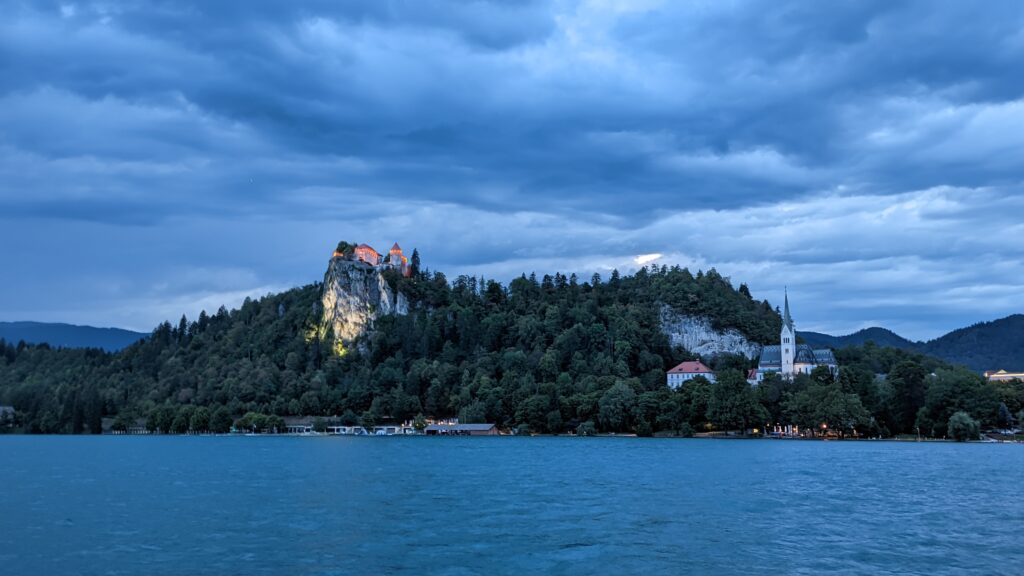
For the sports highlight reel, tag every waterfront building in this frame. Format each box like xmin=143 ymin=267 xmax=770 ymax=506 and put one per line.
xmin=424 ymin=423 xmax=499 ymax=436
xmin=372 ymin=425 xmax=417 ymax=435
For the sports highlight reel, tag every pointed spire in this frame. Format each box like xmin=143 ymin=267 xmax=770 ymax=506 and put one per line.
xmin=783 ymin=287 xmax=794 ymax=329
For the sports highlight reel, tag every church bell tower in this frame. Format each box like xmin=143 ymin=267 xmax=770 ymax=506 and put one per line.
xmin=780 ymin=289 xmax=796 ymax=376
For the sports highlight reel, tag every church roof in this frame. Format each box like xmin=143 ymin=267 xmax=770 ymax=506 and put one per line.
xmin=758 ymin=344 xmax=835 ymax=367
xmin=759 ymin=345 xmax=782 ymax=366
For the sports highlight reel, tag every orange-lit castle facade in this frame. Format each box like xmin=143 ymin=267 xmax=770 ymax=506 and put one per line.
xmin=334 ymin=242 xmax=412 ymax=277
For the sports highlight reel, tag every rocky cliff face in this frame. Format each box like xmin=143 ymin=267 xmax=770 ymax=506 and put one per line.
xmin=320 ymin=257 xmax=409 ymax=347
xmin=659 ymin=305 xmax=761 ymax=359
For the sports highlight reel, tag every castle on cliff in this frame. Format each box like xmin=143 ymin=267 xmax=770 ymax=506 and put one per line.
xmin=333 ymin=242 xmax=413 ymax=278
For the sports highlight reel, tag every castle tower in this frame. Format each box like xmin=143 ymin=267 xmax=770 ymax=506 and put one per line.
xmin=780 ymin=289 xmax=796 ymax=376
xmin=389 ymin=243 xmax=403 ymax=268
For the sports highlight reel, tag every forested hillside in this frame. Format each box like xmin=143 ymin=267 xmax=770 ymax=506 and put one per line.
xmin=920 ymin=315 xmax=1024 ymax=372
xmin=799 ymin=315 xmax=1024 ymax=372
xmin=0 ymin=265 xmax=780 ymax=434
xmin=3 ymin=261 xmax=1019 ymax=438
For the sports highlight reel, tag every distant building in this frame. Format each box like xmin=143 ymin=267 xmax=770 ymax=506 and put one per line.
xmin=329 ymin=425 xmax=369 ymax=435
xmin=337 ymin=242 xmax=412 ymax=278
xmin=353 ymin=244 xmax=381 ymax=265
xmin=372 ymin=425 xmax=416 ymax=435
xmin=424 ymin=423 xmax=499 ymax=436
xmin=283 ymin=416 xmax=316 ymax=434
xmin=755 ymin=291 xmax=837 ymax=382
xmin=666 ymin=360 xmax=716 ymax=388
xmin=386 ymin=243 xmax=410 ymax=276
xmin=984 ymin=369 xmax=1024 ymax=382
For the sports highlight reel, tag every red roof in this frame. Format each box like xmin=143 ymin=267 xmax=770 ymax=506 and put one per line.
xmin=390 ymin=242 xmax=402 ymax=253
xmin=668 ymin=361 xmax=713 ymax=374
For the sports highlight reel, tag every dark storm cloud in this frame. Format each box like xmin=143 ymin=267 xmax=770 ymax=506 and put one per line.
xmin=1 ymin=0 xmax=1023 ymax=337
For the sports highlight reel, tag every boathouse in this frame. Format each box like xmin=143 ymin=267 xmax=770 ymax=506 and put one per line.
xmin=424 ymin=423 xmax=499 ymax=436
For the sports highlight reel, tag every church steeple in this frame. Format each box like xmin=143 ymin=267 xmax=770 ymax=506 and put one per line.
xmin=780 ymin=288 xmax=796 ymax=377
xmin=783 ymin=288 xmax=794 ymax=330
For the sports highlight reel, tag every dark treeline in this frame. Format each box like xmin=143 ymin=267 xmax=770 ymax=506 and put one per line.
xmin=1 ymin=265 xmax=1020 ymax=438
xmin=755 ymin=345 xmax=1022 ymax=439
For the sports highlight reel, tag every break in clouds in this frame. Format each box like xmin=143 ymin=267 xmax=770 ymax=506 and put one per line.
xmin=1 ymin=0 xmax=1023 ymax=339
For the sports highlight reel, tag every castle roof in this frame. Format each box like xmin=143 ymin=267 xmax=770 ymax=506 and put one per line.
xmin=356 ymin=243 xmax=378 ymax=253
xmin=668 ymin=360 xmax=714 ymax=374
xmin=390 ymin=242 xmax=402 ymax=252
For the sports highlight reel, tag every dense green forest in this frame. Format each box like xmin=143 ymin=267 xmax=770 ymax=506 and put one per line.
xmin=1 ymin=264 xmax=1020 ymax=438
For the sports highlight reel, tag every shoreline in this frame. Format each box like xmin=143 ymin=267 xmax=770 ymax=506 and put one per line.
xmin=2 ymin=432 xmax=1020 ymax=443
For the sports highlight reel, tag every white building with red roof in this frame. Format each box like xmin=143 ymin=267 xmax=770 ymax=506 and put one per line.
xmin=666 ymin=360 xmax=715 ymax=389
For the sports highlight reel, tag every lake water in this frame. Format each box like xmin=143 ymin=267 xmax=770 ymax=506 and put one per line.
xmin=0 ymin=436 xmax=1020 ymax=575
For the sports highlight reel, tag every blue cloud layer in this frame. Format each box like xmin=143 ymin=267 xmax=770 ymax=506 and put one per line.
xmin=1 ymin=1 xmax=1022 ymax=339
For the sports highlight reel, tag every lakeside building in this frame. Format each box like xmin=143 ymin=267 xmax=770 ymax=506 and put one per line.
xmin=282 ymin=416 xmax=415 ymax=435
xmin=372 ymin=425 xmax=417 ymax=436
xmin=754 ymin=291 xmax=837 ymax=382
xmin=424 ymin=423 xmax=499 ymax=436
xmin=666 ymin=361 xmax=716 ymax=388
xmin=984 ymin=369 xmax=1024 ymax=382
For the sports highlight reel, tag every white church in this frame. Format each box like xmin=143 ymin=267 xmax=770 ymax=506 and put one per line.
xmin=754 ymin=291 xmax=837 ymax=382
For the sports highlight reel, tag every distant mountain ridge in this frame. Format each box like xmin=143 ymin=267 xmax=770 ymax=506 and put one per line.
xmin=0 ymin=322 xmax=147 ymax=352
xmin=799 ymin=314 xmax=1024 ymax=373
xmin=798 ymin=327 xmax=917 ymax=350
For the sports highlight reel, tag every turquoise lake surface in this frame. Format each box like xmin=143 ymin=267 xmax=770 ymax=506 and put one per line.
xmin=0 ymin=436 xmax=1020 ymax=575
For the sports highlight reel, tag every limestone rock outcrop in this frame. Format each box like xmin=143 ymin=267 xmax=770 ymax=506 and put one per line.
xmin=320 ymin=257 xmax=408 ymax=346
xmin=659 ymin=305 xmax=760 ymax=359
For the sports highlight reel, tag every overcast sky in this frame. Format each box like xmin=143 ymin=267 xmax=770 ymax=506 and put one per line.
xmin=2 ymin=1 xmax=1023 ymax=340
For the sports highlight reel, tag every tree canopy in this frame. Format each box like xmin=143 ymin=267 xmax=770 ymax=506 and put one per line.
xmin=0 ymin=262 xmax=1018 ymax=438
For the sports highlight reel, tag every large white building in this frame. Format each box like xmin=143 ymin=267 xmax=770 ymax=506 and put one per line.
xmin=666 ymin=360 xmax=716 ymax=389
xmin=755 ymin=291 xmax=837 ymax=382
